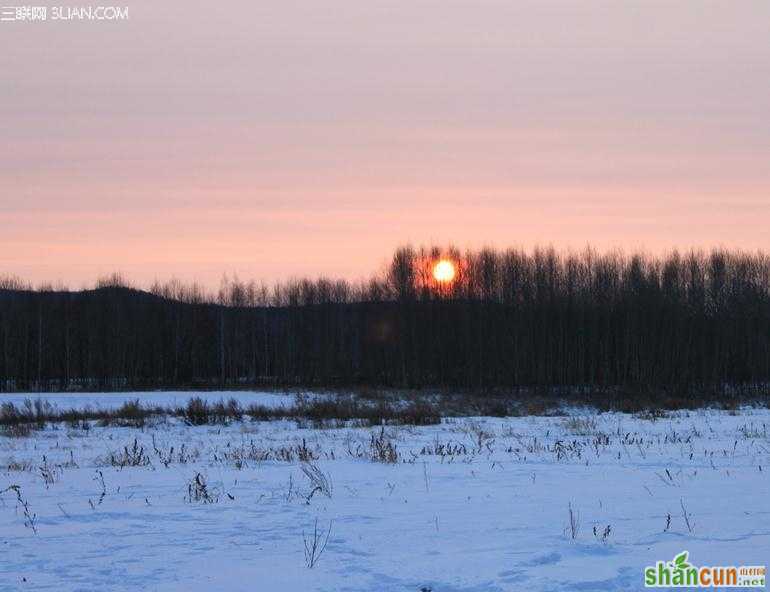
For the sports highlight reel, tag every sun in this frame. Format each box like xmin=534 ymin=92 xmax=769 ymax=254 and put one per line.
xmin=433 ymin=259 xmax=456 ymax=283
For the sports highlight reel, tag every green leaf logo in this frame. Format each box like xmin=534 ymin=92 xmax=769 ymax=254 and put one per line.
xmin=673 ymin=551 xmax=690 ymax=570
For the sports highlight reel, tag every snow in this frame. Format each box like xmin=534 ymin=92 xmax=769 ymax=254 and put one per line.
xmin=1 ymin=395 xmax=768 ymax=591
xmin=0 ymin=390 xmax=300 ymax=411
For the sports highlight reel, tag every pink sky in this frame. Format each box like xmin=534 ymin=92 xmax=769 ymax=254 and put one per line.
xmin=2 ymin=1 xmax=769 ymax=289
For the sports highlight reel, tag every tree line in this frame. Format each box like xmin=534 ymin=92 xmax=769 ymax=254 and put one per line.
xmin=2 ymin=245 xmax=770 ymax=396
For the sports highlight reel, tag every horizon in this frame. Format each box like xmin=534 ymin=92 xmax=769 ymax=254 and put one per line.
xmin=4 ymin=242 xmax=770 ymax=297
xmin=3 ymin=1 xmax=770 ymax=289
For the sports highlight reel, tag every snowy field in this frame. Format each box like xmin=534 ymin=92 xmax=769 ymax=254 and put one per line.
xmin=1 ymin=394 xmax=769 ymax=592
xmin=0 ymin=391 xmax=298 ymax=412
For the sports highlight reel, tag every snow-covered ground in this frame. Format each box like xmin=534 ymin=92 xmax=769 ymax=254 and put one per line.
xmin=1 ymin=395 xmax=768 ymax=591
xmin=0 ymin=390 xmax=299 ymax=411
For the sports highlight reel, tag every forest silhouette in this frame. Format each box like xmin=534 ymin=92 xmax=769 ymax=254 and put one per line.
xmin=2 ymin=245 xmax=770 ymax=400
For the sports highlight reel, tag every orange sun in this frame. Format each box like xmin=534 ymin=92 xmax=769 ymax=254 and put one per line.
xmin=433 ymin=259 xmax=456 ymax=283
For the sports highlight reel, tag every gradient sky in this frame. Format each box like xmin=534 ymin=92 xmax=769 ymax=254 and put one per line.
xmin=2 ymin=1 xmax=769 ymax=289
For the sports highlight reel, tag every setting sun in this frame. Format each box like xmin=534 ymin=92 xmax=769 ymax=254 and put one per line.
xmin=433 ymin=259 xmax=456 ymax=283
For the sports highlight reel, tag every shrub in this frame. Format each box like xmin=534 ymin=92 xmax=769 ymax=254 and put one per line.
xmin=184 ymin=397 xmax=211 ymax=425
xmin=105 ymin=399 xmax=148 ymax=427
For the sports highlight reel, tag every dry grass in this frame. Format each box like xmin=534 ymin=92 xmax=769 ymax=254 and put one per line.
xmin=562 ymin=416 xmax=598 ymax=436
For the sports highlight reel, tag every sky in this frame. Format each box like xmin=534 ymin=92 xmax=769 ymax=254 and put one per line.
xmin=2 ymin=1 xmax=769 ymax=289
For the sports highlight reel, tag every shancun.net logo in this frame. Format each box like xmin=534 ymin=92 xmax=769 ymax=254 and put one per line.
xmin=645 ymin=551 xmax=766 ymax=588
